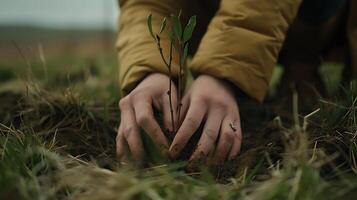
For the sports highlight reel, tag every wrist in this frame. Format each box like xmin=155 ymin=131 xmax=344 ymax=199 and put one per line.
xmin=195 ymin=74 xmax=247 ymax=100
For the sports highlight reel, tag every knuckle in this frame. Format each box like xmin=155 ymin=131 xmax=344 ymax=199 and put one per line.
xmin=209 ymin=96 xmax=228 ymax=109
xmin=118 ymin=97 xmax=130 ymax=109
xmin=205 ymin=129 xmax=217 ymax=142
xmin=131 ymin=91 xmax=147 ymax=101
xmin=194 ymin=94 xmax=228 ymax=109
xmin=224 ymin=131 xmax=236 ymax=142
xmin=214 ymin=100 xmax=227 ymax=110
xmin=186 ymin=117 xmax=199 ymax=129
xmin=122 ymin=126 xmax=134 ymax=138
xmin=137 ymin=115 xmax=150 ymax=127
xmin=195 ymin=93 xmax=210 ymax=102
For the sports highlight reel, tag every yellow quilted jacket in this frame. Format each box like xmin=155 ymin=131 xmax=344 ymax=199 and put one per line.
xmin=116 ymin=0 xmax=357 ymax=102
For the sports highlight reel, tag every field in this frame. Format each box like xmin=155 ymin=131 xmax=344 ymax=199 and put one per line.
xmin=1 ymin=26 xmax=357 ymax=200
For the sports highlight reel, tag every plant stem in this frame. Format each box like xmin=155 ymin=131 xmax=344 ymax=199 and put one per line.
xmin=157 ymin=41 xmax=176 ymax=133
xmin=176 ymin=42 xmax=184 ymax=129
xmin=168 ymin=42 xmax=175 ymax=133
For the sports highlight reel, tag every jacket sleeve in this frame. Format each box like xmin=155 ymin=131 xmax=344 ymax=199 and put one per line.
xmin=117 ymin=0 xmax=186 ymax=96
xmin=190 ymin=0 xmax=302 ymax=102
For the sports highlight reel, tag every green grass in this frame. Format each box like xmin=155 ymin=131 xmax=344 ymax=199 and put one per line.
xmin=1 ymin=51 xmax=357 ymax=200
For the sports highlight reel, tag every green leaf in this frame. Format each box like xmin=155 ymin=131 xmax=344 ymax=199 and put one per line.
xmin=168 ymin=30 xmax=179 ymax=52
xmin=183 ymin=15 xmax=197 ymax=42
xmin=147 ymin=14 xmax=155 ymax=40
xmin=171 ymin=15 xmax=182 ymax=40
xmin=181 ymin=43 xmax=189 ymax=66
xmin=159 ymin=17 xmax=167 ymax=34
xmin=168 ymin=29 xmax=175 ymax=42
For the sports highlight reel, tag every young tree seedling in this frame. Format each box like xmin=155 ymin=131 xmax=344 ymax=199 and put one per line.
xmin=147 ymin=13 xmax=197 ymax=136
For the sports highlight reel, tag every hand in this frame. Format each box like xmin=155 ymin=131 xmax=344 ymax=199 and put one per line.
xmin=117 ymin=73 xmax=177 ymax=162
xmin=169 ymin=75 xmax=242 ymax=164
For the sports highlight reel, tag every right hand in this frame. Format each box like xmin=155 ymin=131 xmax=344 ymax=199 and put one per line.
xmin=116 ymin=73 xmax=178 ymax=163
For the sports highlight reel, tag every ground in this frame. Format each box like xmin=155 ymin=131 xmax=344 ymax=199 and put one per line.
xmin=0 ymin=27 xmax=357 ymax=200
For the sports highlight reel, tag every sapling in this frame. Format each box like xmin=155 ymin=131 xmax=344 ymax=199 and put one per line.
xmin=147 ymin=13 xmax=196 ymax=135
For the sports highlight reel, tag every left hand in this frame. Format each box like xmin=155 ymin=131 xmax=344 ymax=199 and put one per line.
xmin=169 ymin=75 xmax=242 ymax=164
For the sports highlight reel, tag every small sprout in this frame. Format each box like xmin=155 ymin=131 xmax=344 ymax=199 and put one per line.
xmin=146 ymin=13 xmax=196 ymax=134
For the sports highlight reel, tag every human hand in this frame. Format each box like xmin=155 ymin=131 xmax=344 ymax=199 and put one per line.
xmin=117 ymin=73 xmax=177 ymax=163
xmin=169 ymin=75 xmax=242 ymax=164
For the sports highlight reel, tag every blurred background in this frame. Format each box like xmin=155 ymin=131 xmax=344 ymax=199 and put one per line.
xmin=0 ymin=0 xmax=120 ymax=100
xmin=0 ymin=0 xmax=119 ymax=60
xmin=0 ymin=0 xmax=118 ymax=29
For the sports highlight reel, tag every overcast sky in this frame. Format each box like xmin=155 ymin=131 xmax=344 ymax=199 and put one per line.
xmin=0 ymin=0 xmax=119 ymax=29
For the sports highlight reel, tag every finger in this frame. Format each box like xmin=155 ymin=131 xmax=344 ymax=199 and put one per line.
xmin=116 ymin=125 xmax=127 ymax=160
xmin=133 ymin=97 xmax=169 ymax=150
xmin=227 ymin=117 xmax=242 ymax=160
xmin=162 ymin=89 xmax=178 ymax=133
xmin=119 ymin=106 xmax=145 ymax=162
xmin=228 ymin=134 xmax=242 ymax=160
xmin=214 ymin=116 xmax=239 ymax=163
xmin=116 ymin=128 xmax=132 ymax=163
xmin=189 ymin=108 xmax=224 ymax=162
xmin=169 ymin=100 xmax=207 ymax=158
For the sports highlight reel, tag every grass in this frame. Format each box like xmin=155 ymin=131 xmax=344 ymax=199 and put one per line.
xmin=1 ymin=43 xmax=357 ymax=199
